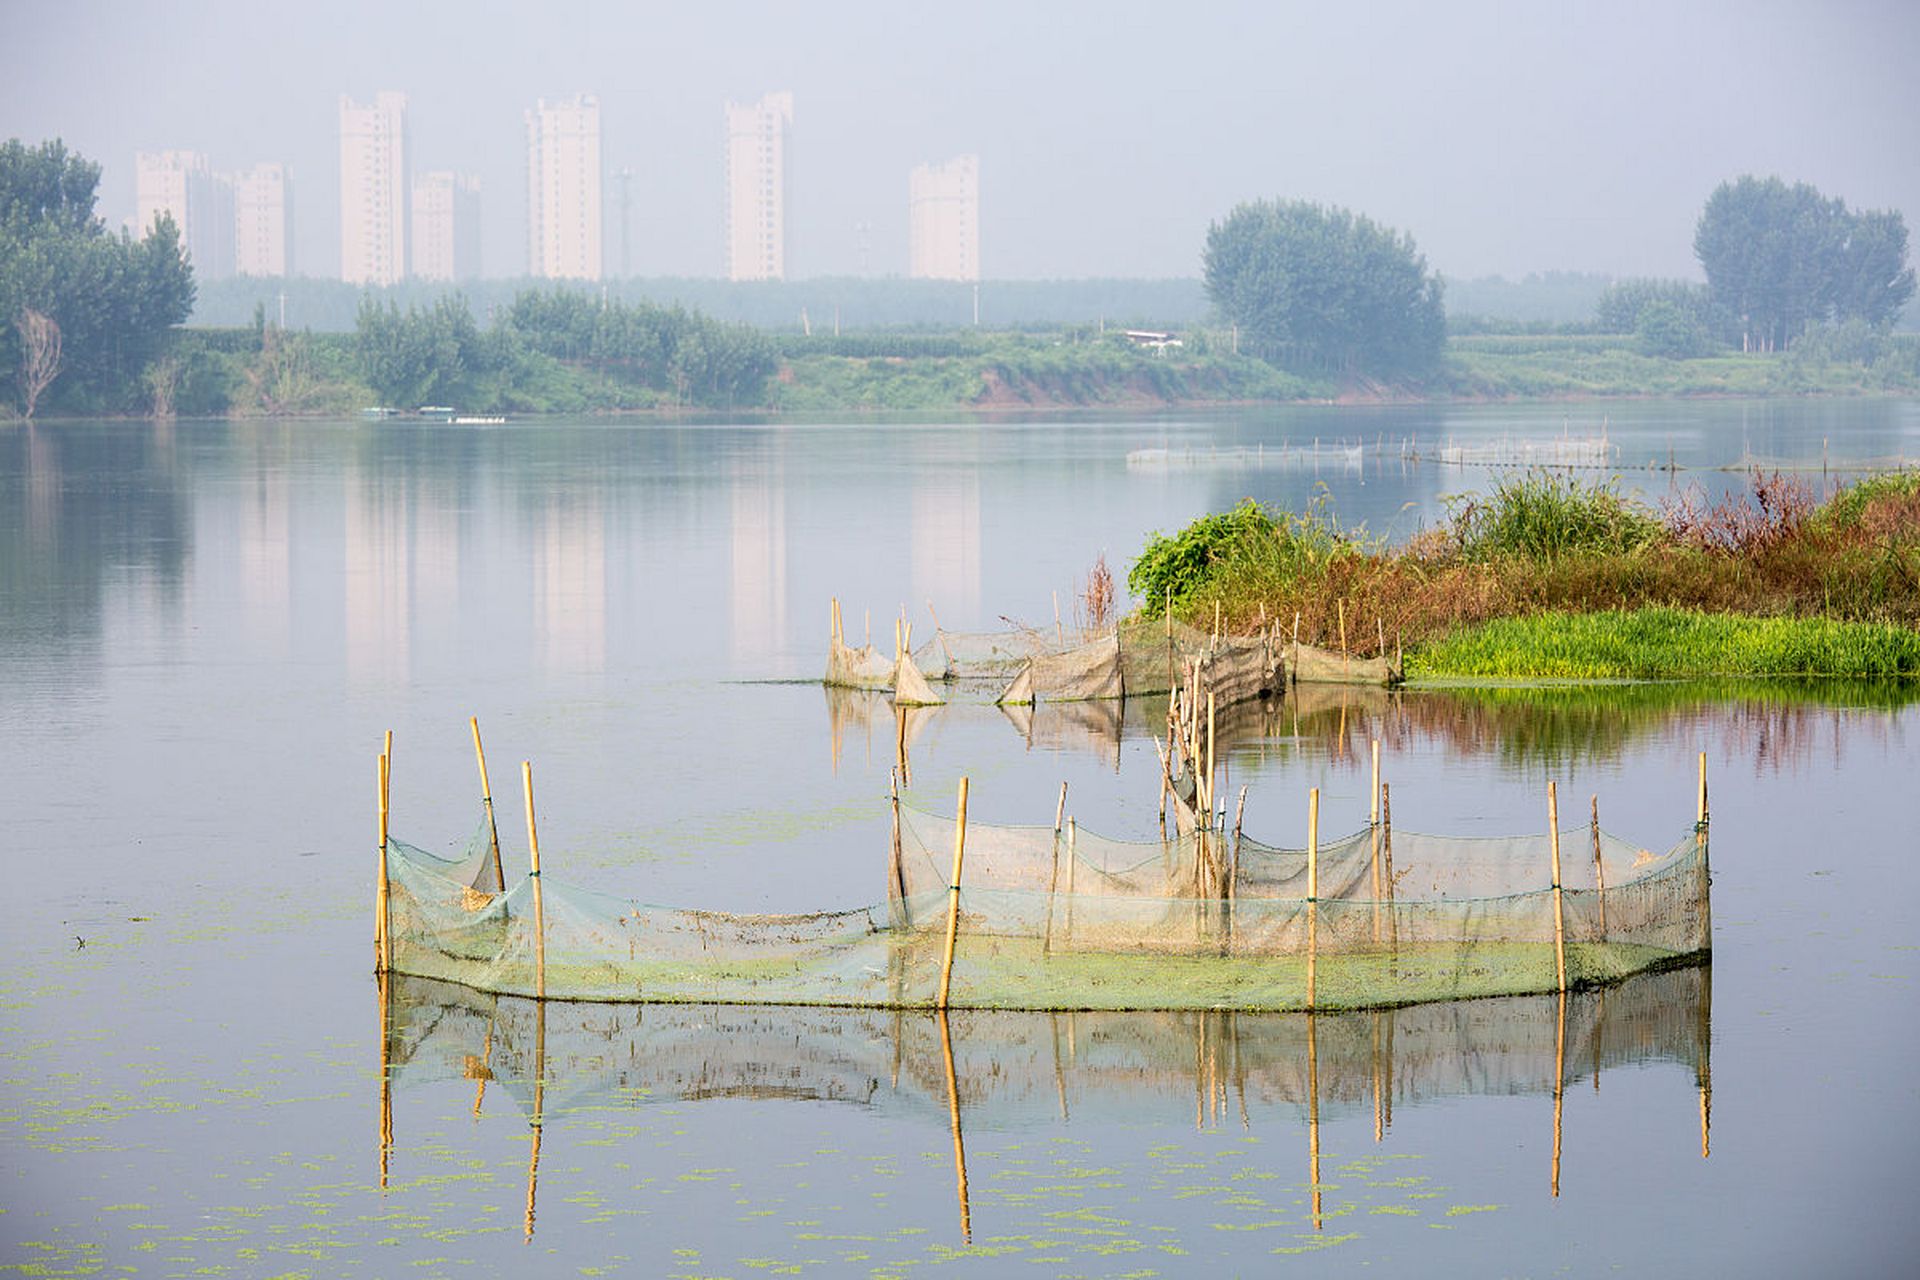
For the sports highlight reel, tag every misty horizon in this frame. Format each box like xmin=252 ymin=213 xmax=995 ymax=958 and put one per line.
xmin=5 ymin=0 xmax=1916 ymax=286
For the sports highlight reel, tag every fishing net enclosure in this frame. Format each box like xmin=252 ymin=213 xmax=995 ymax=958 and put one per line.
xmin=824 ymin=605 xmax=1398 ymax=710
xmin=383 ymin=797 xmax=1709 ymax=1012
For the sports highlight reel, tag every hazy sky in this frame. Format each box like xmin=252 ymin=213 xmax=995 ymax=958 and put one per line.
xmin=6 ymin=0 xmax=1916 ymax=282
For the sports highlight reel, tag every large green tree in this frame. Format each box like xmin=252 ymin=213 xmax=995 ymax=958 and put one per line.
xmin=1694 ymin=175 xmax=1914 ymax=351
xmin=0 ymin=138 xmax=196 ymax=414
xmin=1202 ymin=199 xmax=1445 ymax=376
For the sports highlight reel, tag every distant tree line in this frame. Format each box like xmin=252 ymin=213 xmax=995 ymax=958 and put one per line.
xmin=1 ymin=138 xmax=195 ymax=416
xmin=1594 ymin=177 xmax=1915 ymax=358
xmin=1694 ymin=175 xmax=1914 ymax=350
xmin=352 ymin=289 xmax=778 ymax=410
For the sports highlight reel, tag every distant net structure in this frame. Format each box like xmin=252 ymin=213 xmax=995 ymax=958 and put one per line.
xmin=1411 ymin=433 xmax=1618 ymax=469
xmin=378 ymin=765 xmax=1711 ymax=1013
xmin=1721 ymin=451 xmax=1920 ymax=475
xmin=1125 ymin=441 xmax=1366 ymax=472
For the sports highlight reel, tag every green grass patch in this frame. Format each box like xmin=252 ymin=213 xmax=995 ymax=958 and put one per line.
xmin=1408 ymin=607 xmax=1920 ymax=680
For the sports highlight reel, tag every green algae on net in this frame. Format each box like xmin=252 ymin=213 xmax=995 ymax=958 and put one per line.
xmin=375 ymin=768 xmax=1710 ymax=1012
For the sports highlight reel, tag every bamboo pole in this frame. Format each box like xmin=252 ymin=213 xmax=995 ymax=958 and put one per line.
xmin=888 ymin=768 xmax=908 ymax=923
xmin=1044 ymin=782 xmax=1067 ymax=954
xmin=1291 ymin=611 xmax=1301 ymax=685
xmin=1163 ymin=586 xmax=1175 ymax=695
xmin=1591 ymin=794 xmax=1608 ymax=940
xmin=939 ymin=1009 xmax=972 ymax=1244
xmin=1307 ymin=787 xmax=1319 ymax=1010
xmin=471 ymin=716 xmax=505 ymax=892
xmin=521 ymin=761 xmax=547 ymax=1002
xmin=375 ymin=753 xmax=391 ymax=973
xmin=935 ymin=777 xmax=970 ymax=1010
xmin=1382 ymin=782 xmax=1396 ymax=953
xmin=1337 ymin=599 xmax=1346 ymax=653
xmin=1697 ymin=751 xmax=1708 ymax=828
xmin=1205 ymin=693 xmax=1217 ymax=825
xmin=1230 ymin=786 xmax=1247 ymax=902
xmin=1213 ymin=598 xmax=1221 ymax=646
xmin=1065 ymin=817 xmax=1078 ymax=947
xmin=1549 ymin=781 xmax=1567 ymax=993
xmin=1054 ymin=590 xmax=1063 ymax=645
xmin=1370 ymin=738 xmax=1383 ymax=944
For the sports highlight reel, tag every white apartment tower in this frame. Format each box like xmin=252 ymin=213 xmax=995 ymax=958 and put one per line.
xmin=413 ymin=171 xmax=482 ymax=282
xmin=339 ymin=91 xmax=409 ymax=285
xmin=232 ymin=163 xmax=293 ymax=277
xmin=724 ymin=91 xmax=793 ymax=281
xmin=135 ymin=150 xmax=234 ymax=279
xmin=525 ymin=95 xmax=603 ymax=280
xmin=908 ymin=155 xmax=980 ymax=282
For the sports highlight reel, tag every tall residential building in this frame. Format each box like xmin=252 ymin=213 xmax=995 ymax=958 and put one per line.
xmin=232 ymin=162 xmax=293 ymax=277
xmin=723 ymin=90 xmax=793 ymax=281
xmin=134 ymin=150 xmax=234 ymax=279
xmin=908 ymin=155 xmax=980 ymax=282
xmin=412 ymin=171 xmax=481 ymax=281
xmin=339 ymin=91 xmax=409 ymax=285
xmin=525 ymin=95 xmax=602 ymax=280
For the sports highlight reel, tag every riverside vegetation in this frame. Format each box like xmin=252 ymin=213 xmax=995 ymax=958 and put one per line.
xmin=1128 ymin=471 xmax=1920 ymax=680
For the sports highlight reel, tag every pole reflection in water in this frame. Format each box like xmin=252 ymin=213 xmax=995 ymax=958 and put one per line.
xmin=375 ymin=961 xmax=1709 ymax=1243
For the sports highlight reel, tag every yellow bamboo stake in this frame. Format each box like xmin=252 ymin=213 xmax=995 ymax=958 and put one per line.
xmin=936 ymin=777 xmax=970 ymax=1010
xmin=522 ymin=761 xmax=547 ymax=1001
xmin=1307 ymin=787 xmax=1320 ymax=1010
xmin=375 ymin=753 xmax=391 ymax=973
xmin=1697 ymin=751 xmax=1708 ymax=827
xmin=471 ymin=716 xmax=504 ymax=892
xmin=1337 ymin=599 xmax=1346 ymax=653
xmin=1549 ymin=781 xmax=1567 ymax=993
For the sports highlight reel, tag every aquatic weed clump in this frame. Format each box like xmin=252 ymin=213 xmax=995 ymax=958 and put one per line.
xmin=1451 ymin=473 xmax=1663 ymax=564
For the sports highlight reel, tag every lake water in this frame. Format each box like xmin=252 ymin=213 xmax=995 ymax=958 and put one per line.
xmin=4 ymin=399 xmax=1918 ymax=1277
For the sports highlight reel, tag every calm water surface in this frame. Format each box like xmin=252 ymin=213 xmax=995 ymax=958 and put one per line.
xmin=3 ymin=400 xmax=1918 ymax=1277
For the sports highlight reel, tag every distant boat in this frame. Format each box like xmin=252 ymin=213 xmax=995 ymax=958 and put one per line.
xmin=453 ymin=415 xmax=507 ymax=425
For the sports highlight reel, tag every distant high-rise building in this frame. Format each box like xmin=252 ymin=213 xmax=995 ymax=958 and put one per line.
xmin=724 ymin=90 xmax=792 ymax=281
xmin=525 ymin=95 xmax=602 ymax=280
xmin=339 ymin=91 xmax=409 ymax=285
xmin=135 ymin=149 xmax=234 ymax=279
xmin=413 ymin=171 xmax=481 ymax=281
xmin=908 ymin=155 xmax=980 ymax=282
xmin=232 ymin=162 xmax=293 ymax=277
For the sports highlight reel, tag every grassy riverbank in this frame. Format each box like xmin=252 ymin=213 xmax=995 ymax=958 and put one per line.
xmin=1131 ymin=471 xmax=1920 ymax=680
xmin=47 ymin=322 xmax=1915 ymax=420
